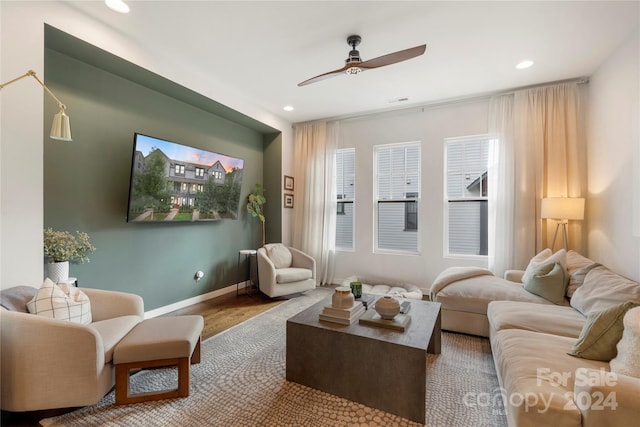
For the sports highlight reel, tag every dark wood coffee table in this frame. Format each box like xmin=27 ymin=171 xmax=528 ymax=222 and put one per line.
xmin=286 ymin=296 xmax=441 ymax=424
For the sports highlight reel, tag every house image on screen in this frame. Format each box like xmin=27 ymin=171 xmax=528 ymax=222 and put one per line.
xmin=130 ymin=148 xmax=243 ymax=221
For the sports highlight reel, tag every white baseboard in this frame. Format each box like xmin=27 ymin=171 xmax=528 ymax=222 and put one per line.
xmin=144 ymin=281 xmax=249 ymax=319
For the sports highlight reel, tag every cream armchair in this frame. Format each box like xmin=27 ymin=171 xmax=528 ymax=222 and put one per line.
xmin=257 ymin=244 xmax=316 ymax=298
xmin=1 ymin=287 xmax=144 ymax=411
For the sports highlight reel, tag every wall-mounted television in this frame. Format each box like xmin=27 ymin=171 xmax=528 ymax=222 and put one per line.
xmin=126 ymin=133 xmax=244 ymax=222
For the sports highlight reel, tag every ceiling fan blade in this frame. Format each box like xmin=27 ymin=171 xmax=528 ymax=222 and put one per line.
xmin=359 ymin=44 xmax=426 ymax=70
xmin=298 ymin=64 xmax=356 ymax=87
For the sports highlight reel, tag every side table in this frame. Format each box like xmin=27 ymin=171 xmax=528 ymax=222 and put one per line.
xmin=237 ymin=249 xmax=257 ymax=296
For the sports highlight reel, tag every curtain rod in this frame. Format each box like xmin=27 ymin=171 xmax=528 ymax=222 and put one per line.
xmin=298 ymin=76 xmax=589 ymax=125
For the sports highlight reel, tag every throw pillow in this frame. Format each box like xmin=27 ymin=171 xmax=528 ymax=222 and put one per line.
xmin=566 ymin=262 xmax=601 ymax=299
xmin=570 ymin=265 xmax=640 ymax=315
xmin=522 ymin=249 xmax=569 ymax=285
xmin=610 ymin=307 xmax=640 ymax=378
xmin=523 ymin=262 xmax=567 ymax=304
xmin=568 ymin=301 xmax=638 ymax=361
xmin=0 ymin=285 xmax=38 ymax=312
xmin=521 ymin=248 xmax=552 ymax=283
xmin=266 ymin=243 xmax=292 ymax=269
xmin=27 ymin=278 xmax=92 ymax=325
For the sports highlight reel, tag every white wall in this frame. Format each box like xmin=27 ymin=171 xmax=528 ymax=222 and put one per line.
xmin=0 ymin=1 xmax=293 ymax=289
xmin=587 ymin=29 xmax=640 ymax=282
xmin=334 ymin=100 xmax=489 ymax=291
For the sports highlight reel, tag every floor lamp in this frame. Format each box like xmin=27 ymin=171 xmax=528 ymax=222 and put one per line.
xmin=0 ymin=69 xmax=72 ymax=141
xmin=541 ymin=197 xmax=585 ymax=250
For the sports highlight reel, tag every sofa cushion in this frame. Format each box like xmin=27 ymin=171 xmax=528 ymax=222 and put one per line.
xmin=488 ymin=301 xmax=585 ymax=338
xmin=522 ymin=249 xmax=568 ymax=285
xmin=434 ymin=275 xmax=555 ymax=315
xmin=565 ymin=250 xmax=597 ymax=297
xmin=568 ymin=301 xmax=638 ymax=362
xmin=90 ymin=315 xmax=142 ymax=363
xmin=491 ymin=329 xmax=609 ymax=427
xmin=570 ymin=265 xmax=640 ymax=315
xmin=0 ymin=286 xmax=38 ymax=312
xmin=27 ymin=279 xmax=92 ymax=325
xmin=610 ymin=307 xmax=640 ymax=378
xmin=276 ymin=267 xmax=312 ymax=284
xmin=523 ymin=262 xmax=567 ymax=304
xmin=265 ymin=243 xmax=292 ymax=269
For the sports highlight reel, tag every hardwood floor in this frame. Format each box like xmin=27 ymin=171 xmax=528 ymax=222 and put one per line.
xmin=0 ymin=289 xmax=284 ymax=427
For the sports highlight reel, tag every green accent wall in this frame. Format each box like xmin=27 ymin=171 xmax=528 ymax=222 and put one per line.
xmin=263 ymin=133 xmax=282 ymax=244
xmin=43 ymin=34 xmax=281 ymax=310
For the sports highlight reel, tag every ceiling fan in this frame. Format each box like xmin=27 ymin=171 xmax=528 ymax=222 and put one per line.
xmin=298 ymin=35 xmax=426 ymax=87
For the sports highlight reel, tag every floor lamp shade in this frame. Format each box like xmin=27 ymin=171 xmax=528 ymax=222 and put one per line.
xmin=541 ymin=197 xmax=585 ymax=250
xmin=541 ymin=197 xmax=585 ymax=221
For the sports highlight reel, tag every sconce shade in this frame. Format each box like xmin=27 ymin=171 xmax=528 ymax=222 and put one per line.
xmin=0 ymin=70 xmax=73 ymax=142
xmin=50 ymin=107 xmax=72 ymax=141
xmin=541 ymin=197 xmax=585 ymax=221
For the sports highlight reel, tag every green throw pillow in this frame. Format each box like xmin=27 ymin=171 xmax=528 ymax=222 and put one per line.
xmin=569 ymin=301 xmax=638 ymax=361
xmin=523 ymin=262 xmax=566 ymax=304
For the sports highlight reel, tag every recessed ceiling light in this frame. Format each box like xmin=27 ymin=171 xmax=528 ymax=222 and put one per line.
xmin=516 ymin=60 xmax=534 ymax=70
xmin=283 ymin=106 xmax=294 ymax=112
xmin=105 ymin=0 xmax=130 ymax=13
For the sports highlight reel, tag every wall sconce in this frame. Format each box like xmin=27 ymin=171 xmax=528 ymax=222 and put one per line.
xmin=541 ymin=197 xmax=585 ymax=250
xmin=0 ymin=70 xmax=72 ymax=141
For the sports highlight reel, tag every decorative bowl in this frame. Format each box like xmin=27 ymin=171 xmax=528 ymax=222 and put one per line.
xmin=375 ymin=296 xmax=401 ymax=320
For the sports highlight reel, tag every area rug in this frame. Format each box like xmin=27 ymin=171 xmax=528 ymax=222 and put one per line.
xmin=42 ymin=288 xmax=506 ymax=427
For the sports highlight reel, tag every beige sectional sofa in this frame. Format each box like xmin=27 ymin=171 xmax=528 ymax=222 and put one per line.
xmin=431 ymin=250 xmax=640 ymax=427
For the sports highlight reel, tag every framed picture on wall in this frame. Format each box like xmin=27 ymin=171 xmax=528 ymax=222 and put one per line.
xmin=284 ymin=175 xmax=294 ymax=191
xmin=284 ymin=193 xmax=294 ymax=208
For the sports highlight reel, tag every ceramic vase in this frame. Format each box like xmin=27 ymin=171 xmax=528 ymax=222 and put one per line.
xmin=47 ymin=261 xmax=69 ymax=283
xmin=375 ymin=296 xmax=400 ymax=320
xmin=332 ymin=286 xmax=355 ymax=309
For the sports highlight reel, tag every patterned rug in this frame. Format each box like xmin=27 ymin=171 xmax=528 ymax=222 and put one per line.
xmin=42 ymin=288 xmax=506 ymax=427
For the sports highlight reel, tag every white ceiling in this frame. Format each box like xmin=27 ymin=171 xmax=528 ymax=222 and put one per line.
xmin=67 ymin=1 xmax=639 ymax=124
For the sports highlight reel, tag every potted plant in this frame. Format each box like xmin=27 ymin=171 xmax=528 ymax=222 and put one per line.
xmin=246 ymin=183 xmax=266 ymax=247
xmin=43 ymin=228 xmax=96 ymax=282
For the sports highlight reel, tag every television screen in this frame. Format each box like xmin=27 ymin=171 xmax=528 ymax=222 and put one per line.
xmin=126 ymin=133 xmax=244 ymax=222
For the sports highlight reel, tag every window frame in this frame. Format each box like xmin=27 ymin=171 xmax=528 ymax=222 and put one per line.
xmin=443 ymin=134 xmax=489 ymax=259
xmin=373 ymin=141 xmax=421 ymax=255
xmin=335 ymin=147 xmax=355 ymax=251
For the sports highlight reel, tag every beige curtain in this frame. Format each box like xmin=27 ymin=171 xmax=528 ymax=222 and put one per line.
xmin=489 ymin=82 xmax=586 ymax=272
xmin=292 ymin=121 xmax=338 ymax=285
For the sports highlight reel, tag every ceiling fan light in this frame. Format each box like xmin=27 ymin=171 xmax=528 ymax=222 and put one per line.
xmin=345 ymin=67 xmax=362 ymax=76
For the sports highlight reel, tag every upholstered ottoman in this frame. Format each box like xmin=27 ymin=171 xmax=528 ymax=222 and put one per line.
xmin=113 ymin=315 xmax=204 ymax=405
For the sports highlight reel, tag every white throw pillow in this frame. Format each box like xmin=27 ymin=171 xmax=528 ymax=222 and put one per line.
xmin=610 ymin=307 xmax=640 ymax=378
xmin=522 ymin=248 xmax=568 ymax=285
xmin=570 ymin=265 xmax=640 ymax=315
xmin=266 ymin=243 xmax=292 ymax=269
xmin=27 ymin=278 xmax=92 ymax=324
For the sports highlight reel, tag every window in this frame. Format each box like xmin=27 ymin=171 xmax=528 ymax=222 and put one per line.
xmin=445 ymin=135 xmax=489 ymax=256
xmin=175 ymin=164 xmax=185 ymax=175
xmin=374 ymin=142 xmax=420 ymax=253
xmin=181 ymin=182 xmax=188 ymax=192
xmin=335 ymin=148 xmax=355 ymax=250
xmin=195 ymin=167 xmax=204 ymax=178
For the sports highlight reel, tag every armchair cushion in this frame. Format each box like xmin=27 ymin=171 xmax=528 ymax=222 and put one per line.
xmin=276 ymin=267 xmax=313 ymax=284
xmin=265 ymin=243 xmax=292 ymax=268
xmin=27 ymin=278 xmax=92 ymax=325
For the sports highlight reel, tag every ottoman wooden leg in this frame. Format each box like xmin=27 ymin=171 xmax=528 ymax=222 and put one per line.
xmin=115 ymin=357 xmax=190 ymax=405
